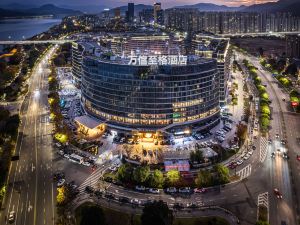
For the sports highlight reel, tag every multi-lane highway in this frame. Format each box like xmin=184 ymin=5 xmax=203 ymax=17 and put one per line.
xmin=0 ymin=46 xmax=57 ymax=225
xmin=241 ymin=53 xmax=298 ymax=225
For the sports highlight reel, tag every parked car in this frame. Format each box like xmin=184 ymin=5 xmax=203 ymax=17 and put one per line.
xmin=85 ymin=186 xmax=94 ymax=194
xmin=57 ymin=179 xmax=65 ymax=187
xmin=135 ymin=185 xmax=146 ymax=192
xmin=237 ymin=159 xmax=243 ymax=165
xmin=194 ymin=188 xmax=206 ymax=193
xmin=166 ymin=187 xmax=177 ymax=193
xmin=148 ymin=188 xmax=160 ymax=194
xmin=178 ymin=187 xmax=191 ymax=193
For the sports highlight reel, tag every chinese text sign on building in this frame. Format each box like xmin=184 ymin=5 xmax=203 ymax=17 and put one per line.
xmin=128 ymin=55 xmax=187 ymax=66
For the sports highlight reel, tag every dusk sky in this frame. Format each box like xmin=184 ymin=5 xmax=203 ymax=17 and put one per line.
xmin=1 ymin=0 xmax=278 ymax=8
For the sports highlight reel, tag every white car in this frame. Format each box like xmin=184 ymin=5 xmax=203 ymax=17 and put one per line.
xmin=64 ymin=154 xmax=70 ymax=159
xmin=57 ymin=179 xmax=65 ymax=187
xmin=237 ymin=159 xmax=243 ymax=165
xmin=82 ymin=161 xmax=91 ymax=167
xmin=58 ymin=150 xmax=64 ymax=156
xmin=248 ymin=150 xmax=253 ymax=155
xmin=131 ymin=198 xmax=141 ymax=205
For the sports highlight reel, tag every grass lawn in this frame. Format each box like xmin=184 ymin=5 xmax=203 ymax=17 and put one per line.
xmin=75 ymin=203 xmax=230 ymax=225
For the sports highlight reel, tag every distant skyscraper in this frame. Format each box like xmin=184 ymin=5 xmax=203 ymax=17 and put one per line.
xmin=127 ymin=3 xmax=134 ymax=23
xmin=154 ymin=2 xmax=162 ymax=24
xmin=114 ymin=8 xmax=121 ymax=19
xmin=139 ymin=9 xmax=154 ymax=24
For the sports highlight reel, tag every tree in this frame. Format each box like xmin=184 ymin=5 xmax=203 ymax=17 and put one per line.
xmin=195 ymin=170 xmax=212 ymax=187
xmin=190 ymin=149 xmax=204 ymax=163
xmin=236 ymin=123 xmax=248 ymax=146
xmin=80 ymin=205 xmax=106 ymax=225
xmin=57 ymin=186 xmax=66 ymax=205
xmin=149 ymin=169 xmax=164 ymax=188
xmin=117 ymin=163 xmax=133 ymax=183
xmin=166 ymin=170 xmax=180 ymax=185
xmin=141 ymin=200 xmax=173 ymax=225
xmin=133 ymin=166 xmax=150 ymax=184
xmin=214 ymin=164 xmax=230 ymax=184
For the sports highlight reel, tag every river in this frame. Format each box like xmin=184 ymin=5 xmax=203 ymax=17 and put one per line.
xmin=0 ymin=18 xmax=61 ymax=41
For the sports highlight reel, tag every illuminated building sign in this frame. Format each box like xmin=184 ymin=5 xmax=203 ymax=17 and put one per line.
xmin=128 ymin=55 xmax=187 ymax=66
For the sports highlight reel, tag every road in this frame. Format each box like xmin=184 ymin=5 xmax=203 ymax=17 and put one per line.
xmin=0 ymin=46 xmax=57 ymax=225
xmin=242 ymin=53 xmax=298 ymax=225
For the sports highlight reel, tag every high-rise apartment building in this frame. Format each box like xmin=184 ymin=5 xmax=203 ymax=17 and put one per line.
xmin=126 ymin=3 xmax=134 ymax=23
xmin=192 ymin=34 xmax=231 ymax=105
xmin=114 ymin=8 xmax=121 ymax=19
xmin=154 ymin=3 xmax=162 ymax=24
xmin=164 ymin=9 xmax=300 ymax=34
xmin=286 ymin=35 xmax=300 ymax=59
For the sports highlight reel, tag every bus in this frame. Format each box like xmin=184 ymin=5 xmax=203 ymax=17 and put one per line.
xmin=69 ymin=154 xmax=84 ymax=164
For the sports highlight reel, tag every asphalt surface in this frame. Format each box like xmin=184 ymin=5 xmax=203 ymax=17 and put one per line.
xmin=0 ymin=46 xmax=57 ymax=225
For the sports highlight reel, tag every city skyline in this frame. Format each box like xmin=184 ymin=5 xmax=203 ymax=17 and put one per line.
xmin=0 ymin=0 xmax=278 ymax=8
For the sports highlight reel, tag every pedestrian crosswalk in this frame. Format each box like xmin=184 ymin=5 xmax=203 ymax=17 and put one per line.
xmin=77 ymin=166 xmax=107 ymax=192
xmin=236 ymin=164 xmax=252 ymax=180
xmin=260 ymin=137 xmax=268 ymax=162
xmin=257 ymin=192 xmax=269 ymax=222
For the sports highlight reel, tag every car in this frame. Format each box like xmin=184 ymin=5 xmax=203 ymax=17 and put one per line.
xmin=252 ymin=145 xmax=256 ymax=150
xmin=248 ymin=150 xmax=253 ymax=155
xmin=194 ymin=188 xmax=206 ymax=193
xmin=82 ymin=161 xmax=91 ymax=167
xmin=271 ymin=152 xmax=276 ymax=158
xmin=237 ymin=159 xmax=243 ymax=165
xmin=282 ymin=152 xmax=288 ymax=159
xmin=57 ymin=179 xmax=65 ymax=187
xmin=275 ymin=134 xmax=279 ymax=139
xmin=282 ymin=98 xmax=286 ymax=101
xmin=187 ymin=203 xmax=198 ymax=208
xmin=268 ymin=139 xmax=272 ymax=144
xmin=8 ymin=211 xmax=15 ymax=223
xmin=274 ymin=188 xmax=283 ymax=199
xmin=178 ymin=187 xmax=191 ymax=193
xmin=135 ymin=185 xmax=146 ymax=192
xmin=281 ymin=140 xmax=286 ymax=145
xmin=243 ymin=154 xmax=250 ymax=160
xmin=166 ymin=187 xmax=177 ymax=193
xmin=297 ymin=155 xmax=300 ymax=161
xmin=104 ymin=193 xmax=115 ymax=200
xmin=94 ymin=190 xmax=103 ymax=198
xmin=85 ymin=186 xmax=94 ymax=194
xmin=58 ymin=150 xmax=64 ymax=156
xmin=148 ymin=188 xmax=160 ymax=194
xmin=228 ymin=162 xmax=238 ymax=169
xmin=53 ymin=172 xmax=64 ymax=181
xmin=119 ymin=196 xmax=130 ymax=203
xmin=63 ymin=154 xmax=70 ymax=159
xmin=131 ymin=198 xmax=141 ymax=205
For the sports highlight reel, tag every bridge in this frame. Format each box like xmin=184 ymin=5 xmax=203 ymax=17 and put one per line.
xmin=221 ymin=31 xmax=300 ymax=37
xmin=0 ymin=39 xmax=75 ymax=45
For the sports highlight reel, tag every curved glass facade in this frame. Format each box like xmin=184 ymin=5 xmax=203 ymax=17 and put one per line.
xmin=81 ymin=56 xmax=220 ymax=131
